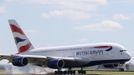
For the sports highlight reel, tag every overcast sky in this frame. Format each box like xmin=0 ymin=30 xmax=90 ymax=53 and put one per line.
xmin=0 ymin=0 xmax=134 ymax=63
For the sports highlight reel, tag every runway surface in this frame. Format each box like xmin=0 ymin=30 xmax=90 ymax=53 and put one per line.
xmin=0 ymin=71 xmax=134 ymax=75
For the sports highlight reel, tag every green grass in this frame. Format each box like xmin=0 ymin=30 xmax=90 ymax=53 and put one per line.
xmin=86 ymin=70 xmax=134 ymax=75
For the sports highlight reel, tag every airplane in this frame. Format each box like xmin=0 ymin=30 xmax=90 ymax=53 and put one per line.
xmin=0 ymin=19 xmax=131 ymax=74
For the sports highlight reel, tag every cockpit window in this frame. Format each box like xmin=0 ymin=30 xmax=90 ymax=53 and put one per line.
xmin=120 ymin=50 xmax=126 ymax=52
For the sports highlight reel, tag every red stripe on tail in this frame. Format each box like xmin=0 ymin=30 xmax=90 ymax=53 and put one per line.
xmin=18 ymin=43 xmax=32 ymax=54
xmin=10 ymin=24 xmax=24 ymax=35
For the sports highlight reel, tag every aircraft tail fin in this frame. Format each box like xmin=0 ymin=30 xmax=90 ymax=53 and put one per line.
xmin=8 ymin=19 xmax=34 ymax=54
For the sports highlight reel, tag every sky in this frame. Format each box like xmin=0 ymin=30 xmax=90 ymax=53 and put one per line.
xmin=0 ymin=0 xmax=134 ymax=64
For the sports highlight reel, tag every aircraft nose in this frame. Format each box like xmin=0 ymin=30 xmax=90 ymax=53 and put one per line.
xmin=125 ymin=52 xmax=131 ymax=60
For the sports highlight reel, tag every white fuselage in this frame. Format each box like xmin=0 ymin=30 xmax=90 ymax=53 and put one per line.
xmin=21 ymin=43 xmax=131 ymax=67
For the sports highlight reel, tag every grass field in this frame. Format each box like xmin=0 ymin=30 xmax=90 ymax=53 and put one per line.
xmin=86 ymin=70 xmax=134 ymax=75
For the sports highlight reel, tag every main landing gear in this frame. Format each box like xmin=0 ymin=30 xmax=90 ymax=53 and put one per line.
xmin=54 ymin=67 xmax=86 ymax=74
xmin=55 ymin=70 xmax=76 ymax=74
xmin=78 ymin=67 xmax=86 ymax=74
xmin=55 ymin=68 xmax=76 ymax=74
xmin=77 ymin=70 xmax=86 ymax=74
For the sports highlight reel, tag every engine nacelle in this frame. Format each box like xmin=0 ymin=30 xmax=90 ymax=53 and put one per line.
xmin=12 ymin=56 xmax=28 ymax=67
xmin=47 ymin=59 xmax=64 ymax=69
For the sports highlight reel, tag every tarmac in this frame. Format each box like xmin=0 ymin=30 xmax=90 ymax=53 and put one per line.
xmin=0 ymin=70 xmax=134 ymax=75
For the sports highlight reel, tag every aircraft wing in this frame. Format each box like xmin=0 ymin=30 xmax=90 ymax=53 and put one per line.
xmin=0 ymin=54 xmax=82 ymax=66
xmin=0 ymin=54 xmax=13 ymax=62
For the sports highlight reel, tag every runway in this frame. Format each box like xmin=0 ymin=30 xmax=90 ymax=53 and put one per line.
xmin=0 ymin=70 xmax=134 ymax=75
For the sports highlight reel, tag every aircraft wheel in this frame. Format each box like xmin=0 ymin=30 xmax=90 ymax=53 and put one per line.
xmin=78 ymin=70 xmax=82 ymax=74
xmin=78 ymin=70 xmax=86 ymax=74
xmin=72 ymin=70 xmax=76 ymax=74
xmin=63 ymin=71 xmax=67 ymax=74
xmin=55 ymin=70 xmax=76 ymax=74
xmin=83 ymin=70 xmax=86 ymax=74
xmin=119 ymin=68 xmax=125 ymax=71
xmin=65 ymin=70 xmax=76 ymax=74
xmin=55 ymin=71 xmax=58 ymax=74
xmin=55 ymin=71 xmax=63 ymax=74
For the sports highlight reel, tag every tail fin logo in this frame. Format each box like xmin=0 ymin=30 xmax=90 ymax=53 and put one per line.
xmin=9 ymin=19 xmax=34 ymax=54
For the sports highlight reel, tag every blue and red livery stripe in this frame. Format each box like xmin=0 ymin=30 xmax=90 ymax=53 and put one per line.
xmin=94 ymin=45 xmax=112 ymax=51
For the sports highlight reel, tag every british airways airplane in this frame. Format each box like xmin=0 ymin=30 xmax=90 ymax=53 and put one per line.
xmin=0 ymin=19 xmax=131 ymax=74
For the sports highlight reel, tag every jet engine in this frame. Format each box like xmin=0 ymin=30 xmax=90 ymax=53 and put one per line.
xmin=47 ymin=59 xmax=64 ymax=69
xmin=12 ymin=56 xmax=28 ymax=67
